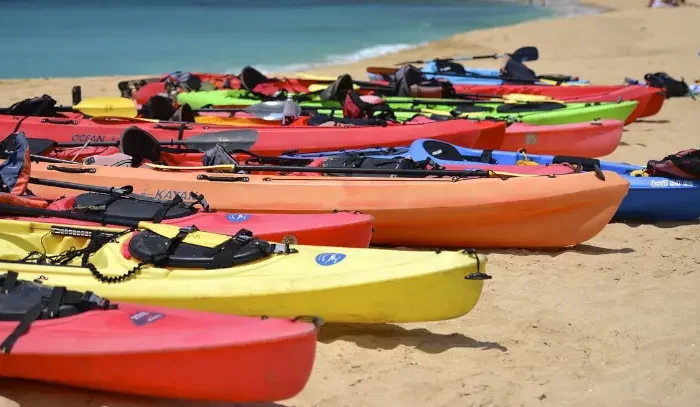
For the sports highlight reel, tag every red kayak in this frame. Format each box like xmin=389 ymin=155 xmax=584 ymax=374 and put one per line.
xmin=0 ymin=272 xmax=318 ymax=402
xmin=0 ymin=113 xmax=498 ymax=157
xmin=42 ymin=195 xmax=374 ymax=247
xmin=66 ymin=126 xmax=579 ymax=178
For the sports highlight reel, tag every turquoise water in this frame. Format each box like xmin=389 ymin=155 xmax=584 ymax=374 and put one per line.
xmin=0 ymin=0 xmax=553 ymax=78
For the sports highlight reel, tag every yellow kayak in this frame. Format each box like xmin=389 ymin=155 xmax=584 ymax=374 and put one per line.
xmin=0 ymin=219 xmax=490 ymax=323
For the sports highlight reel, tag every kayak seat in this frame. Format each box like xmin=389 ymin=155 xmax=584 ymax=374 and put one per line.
xmin=452 ymin=105 xmax=493 ymax=114
xmin=170 ymin=103 xmax=196 ymax=123
xmin=142 ymin=96 xmax=176 ymax=121
xmin=422 ymin=140 xmax=497 ymax=164
xmin=321 ymin=154 xmax=427 ymax=178
xmin=73 ymin=193 xmax=196 ymax=222
xmin=551 ymin=155 xmax=601 ymax=172
xmin=434 ymin=60 xmax=467 ymax=75
xmin=496 ymin=102 xmax=567 ymax=114
xmin=240 ymin=66 xmax=269 ymax=92
xmin=128 ymin=228 xmax=273 ymax=269
xmin=0 ymin=271 xmax=113 ymax=353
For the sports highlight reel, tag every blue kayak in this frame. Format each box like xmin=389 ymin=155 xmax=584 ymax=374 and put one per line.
xmin=367 ymin=61 xmax=590 ymax=86
xmin=282 ymin=139 xmax=699 ymax=222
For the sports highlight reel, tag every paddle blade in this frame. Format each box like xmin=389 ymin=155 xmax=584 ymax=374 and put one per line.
xmin=74 ymin=97 xmax=138 ymax=118
xmin=503 ymin=93 xmax=557 ymax=102
xmin=511 ymin=46 xmax=539 ymax=63
xmin=308 ymin=83 xmax=360 ymax=92
xmin=184 ymin=129 xmax=259 ymax=151
xmin=244 ymin=101 xmax=301 ymax=121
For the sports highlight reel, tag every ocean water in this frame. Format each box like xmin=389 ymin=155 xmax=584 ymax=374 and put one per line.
xmin=0 ymin=0 xmax=554 ymax=78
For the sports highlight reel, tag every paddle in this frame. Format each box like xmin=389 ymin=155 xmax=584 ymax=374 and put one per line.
xmin=0 ymin=97 xmax=139 ymax=119
xmin=144 ymin=162 xmax=539 ymax=179
xmin=75 ymin=96 xmax=303 ymax=121
xmin=19 ymin=129 xmax=260 ymax=153
xmin=28 ymin=177 xmax=134 ymax=197
xmin=396 ymin=46 xmax=539 ymax=65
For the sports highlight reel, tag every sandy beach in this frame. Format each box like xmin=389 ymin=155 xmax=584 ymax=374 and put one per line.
xmin=1 ymin=1 xmax=699 ymax=406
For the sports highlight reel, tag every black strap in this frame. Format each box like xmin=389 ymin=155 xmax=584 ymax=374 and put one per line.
xmin=152 ymin=194 xmax=184 ymax=223
xmin=480 ymin=150 xmax=493 ymax=164
xmin=188 ymin=192 xmax=211 ymax=212
xmin=207 ymin=229 xmax=254 ymax=269
xmin=150 ymin=227 xmax=195 ymax=267
xmin=2 ymin=272 xmax=17 ymax=294
xmin=45 ymin=286 xmax=66 ymax=318
xmin=0 ymin=300 xmax=44 ymax=354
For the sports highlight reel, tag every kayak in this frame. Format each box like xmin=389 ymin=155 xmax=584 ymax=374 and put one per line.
xmin=303 ymin=98 xmax=639 ymax=126
xmin=0 ymin=218 xmax=490 ymax=323
xmin=0 ymin=272 xmax=318 ymax=402
xmin=175 ymin=90 xmax=639 ymax=125
xmin=0 ymin=134 xmax=374 ymax=248
xmin=27 ymin=161 xmax=630 ymax=248
xmin=0 ymin=112 xmax=499 ymax=157
xmin=289 ymin=139 xmax=695 ymax=222
xmin=448 ymin=84 xmax=665 ymax=119
xmin=401 ymin=139 xmax=700 ymax=222
xmin=365 ymin=62 xmax=590 ymax=86
xmin=189 ymin=113 xmax=624 ymax=157
xmin=4 ymin=103 xmax=627 ymax=159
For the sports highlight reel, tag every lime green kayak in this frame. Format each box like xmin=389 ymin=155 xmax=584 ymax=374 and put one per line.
xmin=176 ymin=90 xmax=638 ymax=125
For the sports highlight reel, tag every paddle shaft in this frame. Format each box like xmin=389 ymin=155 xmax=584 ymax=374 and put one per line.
xmin=210 ymin=164 xmax=493 ymax=178
xmin=0 ymin=203 xmax=140 ymax=228
xmin=29 ymin=177 xmax=133 ymax=196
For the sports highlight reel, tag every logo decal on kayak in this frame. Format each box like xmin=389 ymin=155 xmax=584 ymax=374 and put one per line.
xmin=226 ymin=213 xmax=252 ymax=222
xmin=315 ymin=253 xmax=346 ymax=266
xmin=71 ymin=134 xmax=107 ymax=143
xmin=146 ymin=189 xmax=194 ymax=202
xmin=130 ymin=311 xmax=165 ymax=326
xmin=525 ymin=134 xmax=537 ymax=145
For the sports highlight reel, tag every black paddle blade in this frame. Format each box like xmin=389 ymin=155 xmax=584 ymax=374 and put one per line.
xmin=511 ymin=46 xmax=539 ymax=63
xmin=183 ymin=129 xmax=259 ymax=152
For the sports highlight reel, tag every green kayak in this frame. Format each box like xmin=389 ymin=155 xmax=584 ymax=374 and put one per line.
xmin=176 ymin=90 xmax=638 ymax=125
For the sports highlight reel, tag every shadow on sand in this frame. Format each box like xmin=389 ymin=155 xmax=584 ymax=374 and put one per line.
xmin=634 ymin=119 xmax=670 ymax=124
xmin=487 ymin=243 xmax=636 ymax=258
xmin=613 ymin=219 xmax=700 ymax=229
xmin=0 ymin=378 xmax=286 ymax=407
xmin=318 ymin=323 xmax=507 ymax=353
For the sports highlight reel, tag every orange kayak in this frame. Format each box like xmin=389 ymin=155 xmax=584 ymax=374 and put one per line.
xmin=28 ymin=162 xmax=630 ymax=248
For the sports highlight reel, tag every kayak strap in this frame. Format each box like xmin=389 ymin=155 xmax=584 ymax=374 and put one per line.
xmin=319 ymin=154 xmax=433 ymax=178
xmin=71 ymin=192 xmax=201 ymax=224
xmin=127 ymin=227 xmax=292 ymax=270
xmin=0 ymin=271 xmax=114 ymax=354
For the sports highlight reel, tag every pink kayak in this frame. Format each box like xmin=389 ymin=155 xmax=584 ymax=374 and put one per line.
xmin=479 ymin=119 xmax=624 ymax=158
xmin=6 ymin=194 xmax=374 ymax=248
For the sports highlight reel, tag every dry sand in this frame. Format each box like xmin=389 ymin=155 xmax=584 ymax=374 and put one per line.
xmin=1 ymin=1 xmax=700 ymax=406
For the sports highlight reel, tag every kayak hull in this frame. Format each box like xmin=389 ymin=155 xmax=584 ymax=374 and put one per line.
xmin=450 ymin=84 xmax=665 ymax=120
xmin=15 ymin=197 xmax=374 ymax=247
xmin=0 ymin=114 xmax=498 ymax=157
xmin=28 ymin=162 xmax=630 ymax=248
xmin=0 ymin=302 xmax=317 ymax=402
xmin=0 ymin=219 xmax=488 ymax=323
xmin=403 ymin=139 xmax=699 ymax=222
